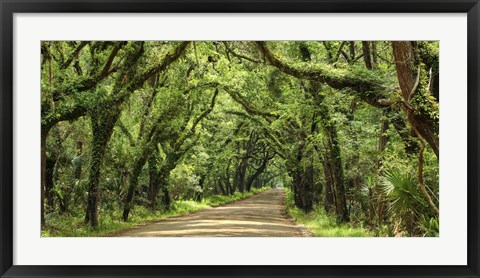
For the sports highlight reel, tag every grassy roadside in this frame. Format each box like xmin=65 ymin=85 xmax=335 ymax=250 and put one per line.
xmin=284 ymin=188 xmax=373 ymax=237
xmin=42 ymin=187 xmax=269 ymax=237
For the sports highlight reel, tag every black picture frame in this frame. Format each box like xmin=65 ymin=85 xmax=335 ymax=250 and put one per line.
xmin=1 ymin=0 xmax=479 ymax=277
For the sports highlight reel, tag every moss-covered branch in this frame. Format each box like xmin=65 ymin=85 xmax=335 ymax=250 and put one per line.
xmin=254 ymin=41 xmax=390 ymax=108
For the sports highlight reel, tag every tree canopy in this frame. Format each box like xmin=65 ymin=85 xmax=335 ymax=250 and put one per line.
xmin=41 ymin=41 xmax=439 ymax=237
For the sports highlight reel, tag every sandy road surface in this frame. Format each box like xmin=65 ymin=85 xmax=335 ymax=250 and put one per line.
xmin=112 ymin=188 xmax=308 ymax=237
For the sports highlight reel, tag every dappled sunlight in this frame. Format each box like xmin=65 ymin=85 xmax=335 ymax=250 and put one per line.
xmin=41 ymin=41 xmax=439 ymax=238
xmin=116 ymin=189 xmax=305 ymax=237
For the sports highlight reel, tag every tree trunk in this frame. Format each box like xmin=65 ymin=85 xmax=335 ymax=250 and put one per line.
xmin=323 ymin=154 xmax=335 ymax=213
xmin=245 ymin=154 xmax=269 ymax=192
xmin=84 ymin=143 xmax=104 ymax=227
xmin=156 ymin=151 xmax=182 ymax=211
xmin=293 ymin=139 xmax=305 ymax=209
xmin=86 ymin=111 xmax=119 ymax=227
xmin=372 ymin=41 xmax=378 ymax=68
xmin=375 ymin=112 xmax=389 ymax=170
xmin=40 ymin=131 xmax=48 ymax=227
xmin=74 ymin=141 xmax=83 ymax=179
xmin=123 ymin=151 xmax=149 ymax=221
xmin=349 ymin=41 xmax=355 ymax=63
xmin=217 ymin=179 xmax=226 ymax=195
xmin=148 ymin=150 xmax=160 ymax=209
xmin=301 ymin=159 xmax=314 ymax=212
xmin=326 ymin=128 xmax=349 ymax=222
xmin=392 ymin=41 xmax=440 ymax=216
xmin=158 ymin=165 xmax=172 ymax=210
xmin=300 ymin=42 xmax=348 ymax=221
xmin=45 ymin=154 xmax=56 ymax=211
xmin=362 ymin=41 xmax=373 ymax=70
xmin=311 ymin=90 xmax=348 ymax=221
xmin=392 ymin=41 xmax=439 ymax=158
xmin=234 ymin=157 xmax=248 ymax=193
xmin=390 ymin=112 xmax=420 ymax=155
xmin=225 ymin=158 xmax=232 ymax=195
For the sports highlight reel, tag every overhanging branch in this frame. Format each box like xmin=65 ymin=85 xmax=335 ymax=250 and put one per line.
xmin=254 ymin=41 xmax=390 ymax=108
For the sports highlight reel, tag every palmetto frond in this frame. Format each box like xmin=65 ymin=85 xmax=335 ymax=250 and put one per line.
xmin=381 ymin=168 xmax=427 ymax=218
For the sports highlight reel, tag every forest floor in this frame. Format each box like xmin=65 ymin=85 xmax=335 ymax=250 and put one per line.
xmin=111 ymin=188 xmax=311 ymax=237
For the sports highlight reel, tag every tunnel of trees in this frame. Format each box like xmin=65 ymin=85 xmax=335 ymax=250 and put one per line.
xmin=41 ymin=41 xmax=439 ymax=236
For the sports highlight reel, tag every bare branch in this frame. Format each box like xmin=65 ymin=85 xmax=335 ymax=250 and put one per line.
xmin=222 ymin=42 xmax=262 ymax=63
xmin=61 ymin=41 xmax=90 ymax=69
xmin=407 ymin=65 xmax=421 ymax=102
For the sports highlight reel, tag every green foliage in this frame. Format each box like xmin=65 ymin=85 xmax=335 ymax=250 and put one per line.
xmin=168 ymin=163 xmax=200 ymax=200
xmin=381 ymin=168 xmax=431 ymax=236
xmin=285 ymin=188 xmax=373 ymax=237
xmin=418 ymin=216 xmax=439 ymax=237
xmin=41 ymin=40 xmax=439 ymax=237
xmin=382 ymin=169 xmax=426 ymax=214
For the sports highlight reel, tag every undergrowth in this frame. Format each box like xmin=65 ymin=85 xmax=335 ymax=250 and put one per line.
xmin=284 ymin=188 xmax=373 ymax=237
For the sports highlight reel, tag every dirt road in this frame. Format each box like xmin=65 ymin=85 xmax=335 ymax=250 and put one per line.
xmin=113 ymin=188 xmax=308 ymax=237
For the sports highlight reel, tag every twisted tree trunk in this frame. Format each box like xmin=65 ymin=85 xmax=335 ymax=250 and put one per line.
xmin=392 ymin=41 xmax=439 ymax=159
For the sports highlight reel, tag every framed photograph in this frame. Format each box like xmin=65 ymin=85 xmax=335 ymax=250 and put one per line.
xmin=1 ymin=0 xmax=479 ymax=277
